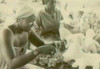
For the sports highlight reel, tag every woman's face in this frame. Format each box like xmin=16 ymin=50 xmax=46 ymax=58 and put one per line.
xmin=47 ymin=0 xmax=56 ymax=10
xmin=19 ymin=15 xmax=35 ymax=32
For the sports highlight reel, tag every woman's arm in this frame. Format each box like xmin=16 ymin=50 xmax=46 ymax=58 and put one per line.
xmin=1 ymin=29 xmax=38 ymax=69
xmin=28 ymin=30 xmax=44 ymax=47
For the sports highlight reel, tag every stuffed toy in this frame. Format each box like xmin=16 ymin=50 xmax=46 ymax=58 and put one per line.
xmin=59 ymin=27 xmax=72 ymax=40
xmin=62 ymin=34 xmax=84 ymax=63
xmin=62 ymin=43 xmax=83 ymax=63
xmin=82 ymin=29 xmax=100 ymax=53
xmin=72 ymin=51 xmax=100 ymax=69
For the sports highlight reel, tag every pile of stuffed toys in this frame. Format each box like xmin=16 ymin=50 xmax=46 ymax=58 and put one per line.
xmin=62 ymin=29 xmax=100 ymax=69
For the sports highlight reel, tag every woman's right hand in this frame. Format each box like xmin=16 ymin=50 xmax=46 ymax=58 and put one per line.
xmin=35 ymin=45 xmax=56 ymax=55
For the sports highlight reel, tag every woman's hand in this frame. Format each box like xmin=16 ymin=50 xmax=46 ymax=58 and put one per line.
xmin=45 ymin=40 xmax=67 ymax=52
xmin=35 ymin=45 xmax=56 ymax=55
xmin=54 ymin=40 xmax=67 ymax=52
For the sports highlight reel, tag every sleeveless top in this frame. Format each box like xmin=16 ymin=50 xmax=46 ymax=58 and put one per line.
xmin=0 ymin=25 xmax=29 ymax=69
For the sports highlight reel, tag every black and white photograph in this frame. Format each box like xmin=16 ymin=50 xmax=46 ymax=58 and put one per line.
xmin=0 ymin=0 xmax=100 ymax=69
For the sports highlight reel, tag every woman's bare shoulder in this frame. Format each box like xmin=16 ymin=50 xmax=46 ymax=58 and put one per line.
xmin=0 ymin=27 xmax=14 ymax=45
xmin=0 ymin=27 xmax=14 ymax=38
xmin=0 ymin=27 xmax=12 ymax=33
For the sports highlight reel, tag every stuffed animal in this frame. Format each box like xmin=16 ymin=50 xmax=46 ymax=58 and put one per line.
xmin=66 ymin=33 xmax=85 ymax=48
xmin=82 ymin=29 xmax=100 ymax=53
xmin=62 ymin=43 xmax=83 ymax=63
xmin=59 ymin=27 xmax=72 ymax=40
xmin=62 ymin=35 xmax=84 ymax=63
xmin=72 ymin=51 xmax=100 ymax=69
xmin=82 ymin=38 xmax=100 ymax=53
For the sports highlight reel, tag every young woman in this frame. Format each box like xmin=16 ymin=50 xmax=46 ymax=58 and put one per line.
xmin=34 ymin=0 xmax=63 ymax=42
xmin=0 ymin=3 xmax=56 ymax=69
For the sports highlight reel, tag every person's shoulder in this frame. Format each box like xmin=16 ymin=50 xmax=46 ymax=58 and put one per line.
xmin=0 ymin=28 xmax=12 ymax=41
xmin=0 ymin=27 xmax=13 ymax=36
xmin=0 ymin=27 xmax=14 ymax=46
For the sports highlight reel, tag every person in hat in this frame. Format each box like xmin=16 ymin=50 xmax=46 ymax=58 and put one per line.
xmin=0 ymin=3 xmax=57 ymax=69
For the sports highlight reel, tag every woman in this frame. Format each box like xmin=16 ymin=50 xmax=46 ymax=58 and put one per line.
xmin=0 ymin=3 xmax=56 ymax=69
xmin=34 ymin=0 xmax=63 ymax=42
